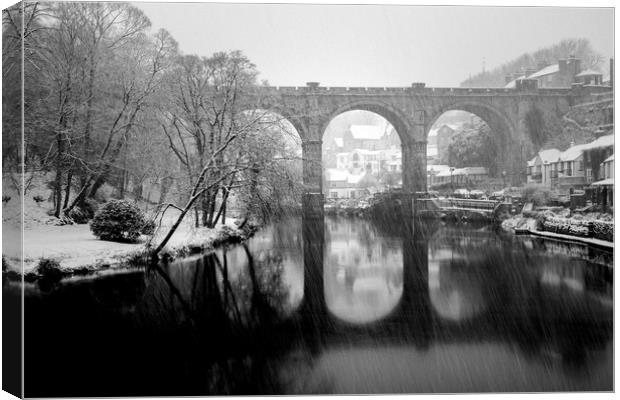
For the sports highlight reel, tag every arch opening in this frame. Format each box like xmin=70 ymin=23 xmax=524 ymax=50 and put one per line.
xmin=426 ymin=107 xmax=517 ymax=193
xmin=322 ymin=110 xmax=403 ymax=201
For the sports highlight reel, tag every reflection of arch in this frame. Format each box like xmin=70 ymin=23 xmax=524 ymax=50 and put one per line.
xmin=426 ymin=101 xmax=516 ymax=141
xmin=321 ymin=100 xmax=411 ymax=143
xmin=324 ymin=264 xmax=404 ymax=324
xmin=428 ymin=259 xmax=487 ymax=321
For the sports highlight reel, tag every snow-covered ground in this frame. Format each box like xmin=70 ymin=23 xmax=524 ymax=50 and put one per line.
xmin=3 ymin=211 xmax=243 ymax=273
xmin=2 ymin=173 xmax=245 ymax=274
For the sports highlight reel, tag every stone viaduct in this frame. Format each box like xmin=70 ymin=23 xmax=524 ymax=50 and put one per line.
xmin=250 ymin=80 xmax=605 ymax=201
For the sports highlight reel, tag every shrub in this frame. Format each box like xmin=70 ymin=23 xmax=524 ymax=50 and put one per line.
xmin=542 ymin=216 xmax=591 ymax=238
xmin=68 ymin=199 xmax=100 ymax=224
xmin=90 ymin=200 xmax=146 ymax=242
xmin=68 ymin=206 xmax=90 ymax=224
xmin=592 ymin=220 xmax=613 ymax=242
xmin=36 ymin=258 xmax=63 ymax=280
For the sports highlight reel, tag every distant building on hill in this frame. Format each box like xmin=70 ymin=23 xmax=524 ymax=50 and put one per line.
xmin=504 ymin=55 xmax=608 ymax=89
xmin=340 ymin=125 xmax=398 ymax=152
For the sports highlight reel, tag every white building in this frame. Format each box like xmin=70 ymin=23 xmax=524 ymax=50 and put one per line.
xmin=336 ymin=147 xmax=401 ymax=175
xmin=526 ymin=148 xmax=561 ymax=187
xmin=325 ymin=168 xmax=368 ymax=199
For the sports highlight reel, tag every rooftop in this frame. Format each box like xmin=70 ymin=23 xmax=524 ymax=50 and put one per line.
xmin=350 ymin=125 xmax=384 ymax=140
xmin=582 ymin=134 xmax=613 ymax=151
xmin=576 ymin=69 xmax=603 ymax=77
xmin=538 ymin=148 xmax=561 ymax=164
xmin=527 ymin=64 xmax=560 ymax=79
xmin=559 ymin=144 xmax=588 ymax=161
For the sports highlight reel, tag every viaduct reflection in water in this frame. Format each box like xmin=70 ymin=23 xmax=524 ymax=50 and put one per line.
xmin=22 ymin=215 xmax=613 ymax=396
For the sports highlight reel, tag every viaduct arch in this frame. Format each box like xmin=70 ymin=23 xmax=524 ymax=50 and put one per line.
xmin=251 ymin=81 xmax=604 ymax=202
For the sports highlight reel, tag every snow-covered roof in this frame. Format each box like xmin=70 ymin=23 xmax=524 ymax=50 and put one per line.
xmin=559 ymin=144 xmax=587 ymax=162
xmin=325 ymin=168 xmax=348 ymax=182
xmin=349 ymin=125 xmax=384 ymax=140
xmin=427 ymin=164 xmax=451 ymax=173
xmin=334 ymin=137 xmax=344 ymax=147
xmin=504 ymin=75 xmax=526 ymax=88
xmin=604 ymin=154 xmax=614 ymax=163
xmin=325 ymin=168 xmax=368 ymax=185
xmin=527 ymin=64 xmax=560 ymax=79
xmin=576 ymin=69 xmax=603 ymax=77
xmin=538 ymin=148 xmax=561 ymax=164
xmin=582 ymin=134 xmax=613 ymax=151
xmin=347 ymin=173 xmax=365 ymax=184
xmin=527 ymin=159 xmax=536 ymax=167
xmin=591 ymin=178 xmax=614 ymax=186
xmin=435 ymin=167 xmax=488 ymax=177
xmin=437 ymin=124 xmax=458 ymax=133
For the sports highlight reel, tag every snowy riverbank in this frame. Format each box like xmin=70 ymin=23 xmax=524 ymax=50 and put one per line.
xmin=501 ymin=210 xmax=613 ymax=249
xmin=2 ymin=212 xmax=257 ymax=280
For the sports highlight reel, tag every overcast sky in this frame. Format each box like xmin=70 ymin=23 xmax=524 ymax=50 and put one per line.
xmin=132 ymin=2 xmax=614 ymax=87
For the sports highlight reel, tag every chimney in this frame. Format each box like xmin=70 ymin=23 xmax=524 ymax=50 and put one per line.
xmin=558 ymin=59 xmax=568 ymax=74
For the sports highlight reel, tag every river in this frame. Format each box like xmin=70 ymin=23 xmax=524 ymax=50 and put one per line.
xmin=13 ymin=216 xmax=613 ymax=396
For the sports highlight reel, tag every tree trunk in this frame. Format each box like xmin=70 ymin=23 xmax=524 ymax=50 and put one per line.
xmin=53 ymin=130 xmax=65 ymax=218
xmin=201 ymin=192 xmax=209 ymax=227
xmin=213 ymin=187 xmax=230 ymax=226
xmin=63 ymin=168 xmax=73 ymax=209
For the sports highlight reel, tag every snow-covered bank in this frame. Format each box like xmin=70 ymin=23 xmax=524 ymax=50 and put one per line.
xmin=2 ymin=215 xmax=258 ymax=281
xmin=501 ymin=210 xmax=613 ymax=248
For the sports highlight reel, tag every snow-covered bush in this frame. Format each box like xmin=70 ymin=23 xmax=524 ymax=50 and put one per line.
xmin=90 ymin=200 xmax=147 ymax=242
xmin=542 ymin=216 xmax=591 ymax=237
xmin=592 ymin=220 xmax=613 ymax=242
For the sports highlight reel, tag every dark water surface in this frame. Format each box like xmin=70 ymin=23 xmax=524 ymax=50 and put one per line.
xmin=16 ymin=216 xmax=613 ymax=396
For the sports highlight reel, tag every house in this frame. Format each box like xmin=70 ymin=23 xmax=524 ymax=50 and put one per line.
xmin=336 ymin=147 xmax=402 ymax=175
xmin=526 ymin=148 xmax=561 ymax=187
xmin=589 ymin=154 xmax=614 ymax=208
xmin=504 ymin=55 xmax=600 ymax=89
xmin=548 ymin=134 xmax=614 ymax=191
xmin=601 ymin=154 xmax=614 ymax=180
xmin=342 ymin=125 xmax=386 ymax=151
xmin=581 ymin=134 xmax=614 ymax=182
xmin=575 ymin=69 xmax=604 ymax=86
xmin=551 ymin=144 xmax=589 ymax=190
xmin=325 ymin=168 xmax=369 ymax=199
